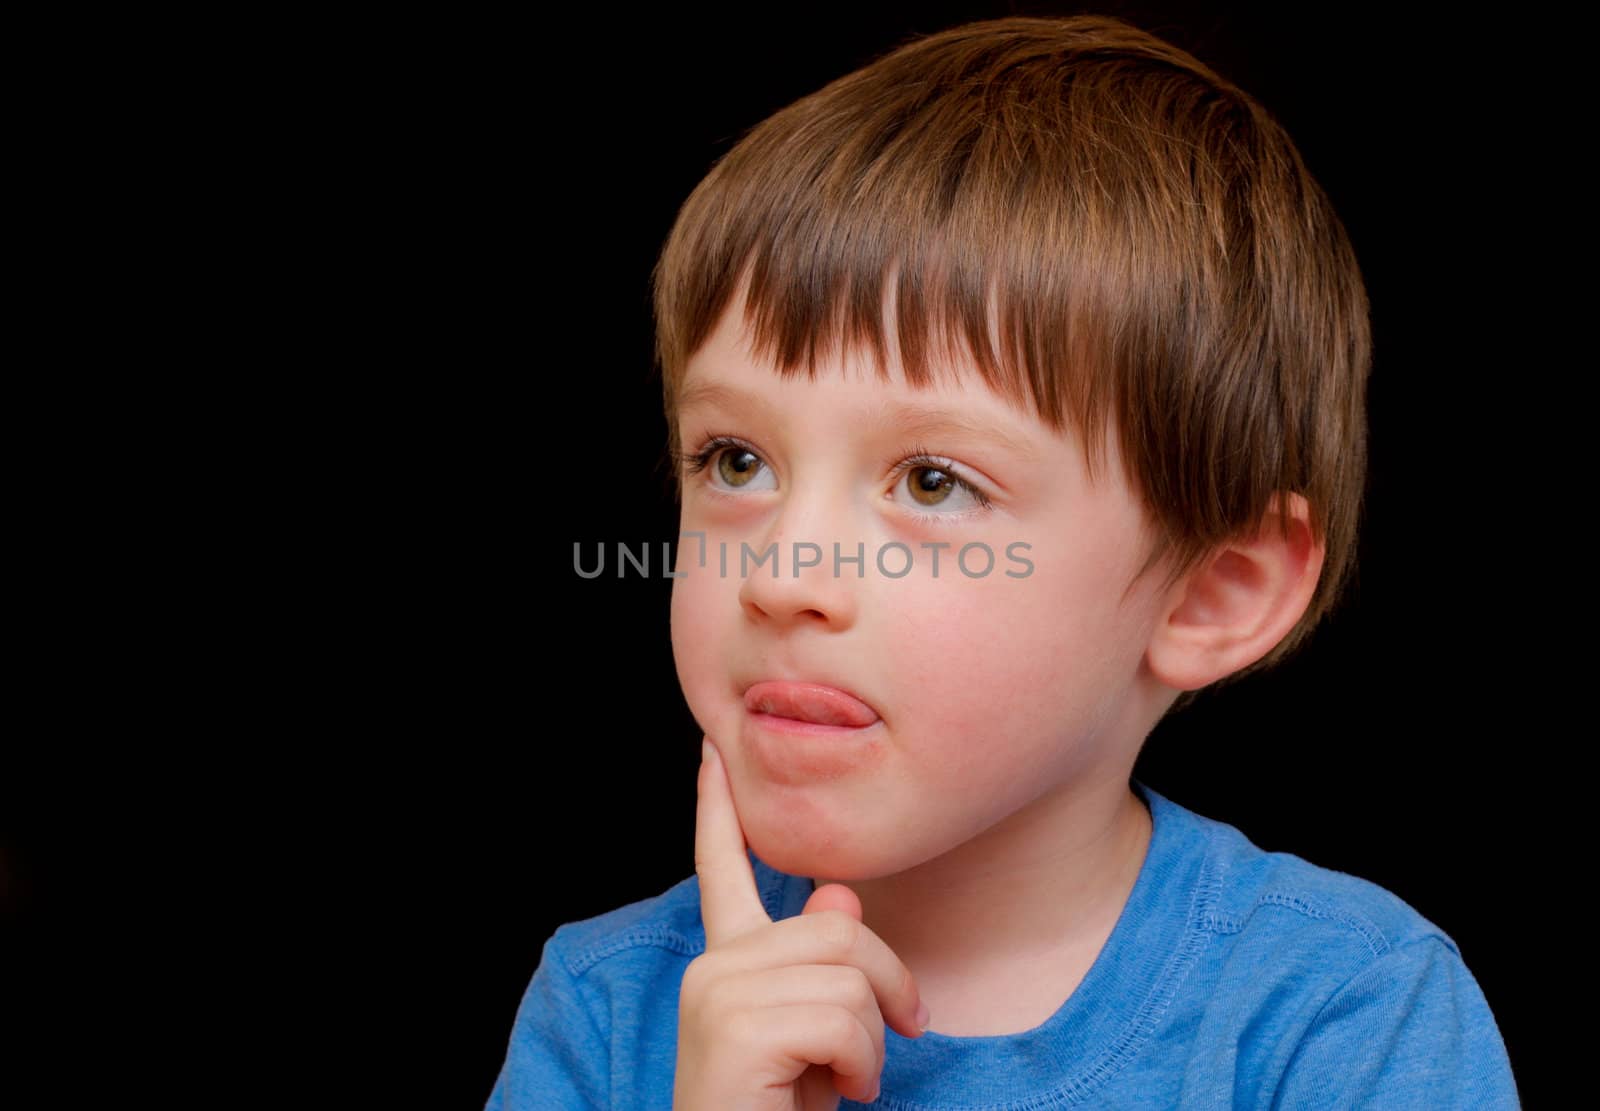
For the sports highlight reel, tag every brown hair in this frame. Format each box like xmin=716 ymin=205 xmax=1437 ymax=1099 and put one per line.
xmin=651 ymin=15 xmax=1370 ymax=709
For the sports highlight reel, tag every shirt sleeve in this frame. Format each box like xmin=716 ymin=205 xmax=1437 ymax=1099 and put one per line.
xmin=484 ymin=932 xmax=611 ymax=1111
xmin=1269 ymin=935 xmax=1521 ymax=1109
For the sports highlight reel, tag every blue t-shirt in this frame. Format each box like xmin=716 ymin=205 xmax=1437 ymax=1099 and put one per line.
xmin=484 ymin=779 xmax=1520 ymax=1108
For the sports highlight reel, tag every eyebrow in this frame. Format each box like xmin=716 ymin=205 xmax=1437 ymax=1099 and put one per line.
xmin=675 ymin=379 xmax=1042 ymax=463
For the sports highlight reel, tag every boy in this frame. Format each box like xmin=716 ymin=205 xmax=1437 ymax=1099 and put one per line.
xmin=488 ymin=14 xmax=1519 ymax=1108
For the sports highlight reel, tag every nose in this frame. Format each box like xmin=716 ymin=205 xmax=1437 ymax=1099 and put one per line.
xmin=736 ymin=488 xmax=863 ymax=629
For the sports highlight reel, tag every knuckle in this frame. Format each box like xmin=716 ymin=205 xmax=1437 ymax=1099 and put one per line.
xmin=814 ymin=909 xmax=861 ymax=954
xmin=847 ymin=967 xmax=876 ymax=1013
xmin=823 ymin=1006 xmax=860 ymax=1047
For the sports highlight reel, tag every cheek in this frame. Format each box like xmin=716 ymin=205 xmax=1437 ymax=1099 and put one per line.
xmin=670 ymin=573 xmax=725 ymax=724
xmin=885 ymin=561 xmax=1126 ymax=774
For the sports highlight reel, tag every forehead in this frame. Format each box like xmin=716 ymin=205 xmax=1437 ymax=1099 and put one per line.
xmin=678 ymin=302 xmax=1053 ymax=459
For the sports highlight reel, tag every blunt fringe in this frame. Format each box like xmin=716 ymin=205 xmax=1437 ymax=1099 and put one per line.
xmin=651 ymin=15 xmax=1371 ymax=709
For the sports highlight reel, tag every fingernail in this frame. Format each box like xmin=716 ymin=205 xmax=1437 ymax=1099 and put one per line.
xmin=916 ymin=1001 xmax=931 ymax=1031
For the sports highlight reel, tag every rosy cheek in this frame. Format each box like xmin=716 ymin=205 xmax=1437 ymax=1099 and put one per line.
xmin=670 ymin=583 xmax=720 ymax=699
xmin=886 ymin=590 xmax=1011 ymax=736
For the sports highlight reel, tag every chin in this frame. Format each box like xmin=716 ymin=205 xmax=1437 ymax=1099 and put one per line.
xmin=751 ymin=839 xmax=890 ymax=883
xmin=742 ymin=809 xmax=911 ymax=883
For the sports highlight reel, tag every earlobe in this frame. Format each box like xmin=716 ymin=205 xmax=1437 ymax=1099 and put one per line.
xmin=1146 ymin=493 xmax=1325 ymax=692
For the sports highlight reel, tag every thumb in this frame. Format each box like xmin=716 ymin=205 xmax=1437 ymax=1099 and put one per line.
xmin=801 ymin=881 xmax=863 ymax=921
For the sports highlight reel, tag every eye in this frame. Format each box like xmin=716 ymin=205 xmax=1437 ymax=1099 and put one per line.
xmin=893 ymin=458 xmax=994 ymax=520
xmin=903 ymin=465 xmax=968 ymax=507
xmin=716 ymin=447 xmax=767 ymax=489
xmin=679 ymin=436 xmax=777 ymax=493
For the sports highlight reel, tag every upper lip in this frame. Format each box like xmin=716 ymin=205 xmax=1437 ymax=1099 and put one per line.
xmin=743 ymin=679 xmax=881 ymax=728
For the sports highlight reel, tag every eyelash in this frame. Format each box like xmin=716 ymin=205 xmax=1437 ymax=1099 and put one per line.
xmin=674 ymin=434 xmax=995 ymax=523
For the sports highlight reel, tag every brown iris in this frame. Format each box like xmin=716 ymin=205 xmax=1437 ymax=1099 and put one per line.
xmin=716 ymin=449 xmax=763 ymax=487
xmin=907 ymin=466 xmax=956 ymax=506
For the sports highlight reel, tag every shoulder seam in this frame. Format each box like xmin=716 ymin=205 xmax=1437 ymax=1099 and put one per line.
xmin=1199 ymin=881 xmax=1463 ymax=960
xmin=1252 ymin=891 xmax=1392 ymax=956
xmin=1179 ymin=818 xmax=1426 ymax=958
xmin=561 ymin=924 xmax=703 ymax=977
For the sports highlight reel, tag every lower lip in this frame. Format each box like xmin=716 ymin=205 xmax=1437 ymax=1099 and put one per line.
xmin=747 ymin=712 xmax=876 ymax=737
xmin=743 ymin=710 xmax=884 ymax=781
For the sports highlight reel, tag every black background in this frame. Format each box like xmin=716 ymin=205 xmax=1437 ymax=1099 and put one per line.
xmin=2 ymin=2 xmax=1557 ymax=1106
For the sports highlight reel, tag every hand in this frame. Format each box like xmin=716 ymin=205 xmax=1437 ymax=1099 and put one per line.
xmin=673 ymin=735 xmax=928 ymax=1110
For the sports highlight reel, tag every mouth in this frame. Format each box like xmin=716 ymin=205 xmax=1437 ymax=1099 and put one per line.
xmin=743 ymin=680 xmax=882 ymax=729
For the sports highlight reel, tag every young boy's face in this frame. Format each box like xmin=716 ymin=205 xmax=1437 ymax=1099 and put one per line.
xmin=670 ymin=299 xmax=1173 ymax=883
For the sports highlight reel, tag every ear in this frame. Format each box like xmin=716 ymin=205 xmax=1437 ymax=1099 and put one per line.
xmin=1146 ymin=493 xmax=1325 ymax=692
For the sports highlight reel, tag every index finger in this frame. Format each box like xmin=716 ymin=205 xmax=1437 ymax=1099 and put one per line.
xmin=695 ymin=735 xmax=773 ymax=947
